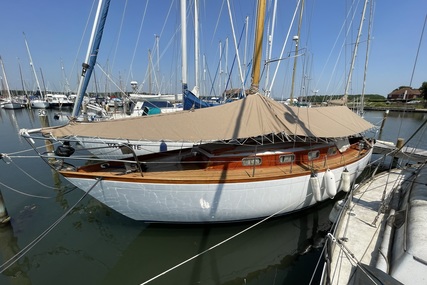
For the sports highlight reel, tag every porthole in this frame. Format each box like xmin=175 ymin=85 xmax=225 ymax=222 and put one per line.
xmin=242 ymin=157 xmax=262 ymax=166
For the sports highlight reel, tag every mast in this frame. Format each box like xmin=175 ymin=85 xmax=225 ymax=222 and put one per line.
xmin=360 ymin=0 xmax=375 ymax=115
xmin=181 ymin=0 xmax=188 ymax=98
xmin=23 ymin=33 xmax=44 ymax=99
xmin=343 ymin=0 xmax=369 ymax=105
xmin=18 ymin=58 xmax=28 ymax=96
xmin=148 ymin=49 xmax=152 ymax=95
xmin=250 ymin=0 xmax=267 ymax=94
xmin=265 ymin=0 xmax=277 ymax=98
xmin=289 ymin=0 xmax=304 ymax=105
xmin=71 ymin=0 xmax=111 ymax=118
xmin=0 ymin=56 xmax=12 ymax=101
xmin=194 ymin=0 xmax=200 ymax=92
xmin=226 ymin=0 xmax=245 ymax=96
xmin=243 ymin=16 xmax=249 ymax=83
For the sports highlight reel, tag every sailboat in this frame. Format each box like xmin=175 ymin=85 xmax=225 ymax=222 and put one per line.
xmin=23 ymin=33 xmax=50 ymax=109
xmin=21 ymin=0 xmax=374 ymax=223
xmin=1 ymin=56 xmax=24 ymax=110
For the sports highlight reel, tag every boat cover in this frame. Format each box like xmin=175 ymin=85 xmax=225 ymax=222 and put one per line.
xmin=40 ymin=94 xmax=374 ymax=143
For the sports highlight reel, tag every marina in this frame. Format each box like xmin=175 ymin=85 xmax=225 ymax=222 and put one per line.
xmin=0 ymin=0 xmax=426 ymax=284
xmin=0 ymin=107 xmax=425 ymax=284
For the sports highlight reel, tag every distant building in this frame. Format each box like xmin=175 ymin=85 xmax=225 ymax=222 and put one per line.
xmin=387 ymin=87 xmax=421 ymax=101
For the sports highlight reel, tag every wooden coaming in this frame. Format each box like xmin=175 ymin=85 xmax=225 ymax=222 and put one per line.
xmin=60 ymin=141 xmax=371 ymax=184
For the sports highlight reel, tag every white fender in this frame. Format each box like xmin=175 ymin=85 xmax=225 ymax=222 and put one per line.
xmin=324 ymin=169 xmax=336 ymax=198
xmin=340 ymin=169 xmax=351 ymax=192
xmin=310 ymin=174 xmax=322 ymax=202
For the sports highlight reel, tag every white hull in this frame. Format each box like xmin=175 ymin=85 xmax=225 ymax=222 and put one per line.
xmin=2 ymin=102 xmax=23 ymax=109
xmin=30 ymin=100 xmax=50 ymax=109
xmin=46 ymin=94 xmax=73 ymax=108
xmin=64 ymin=149 xmax=372 ymax=222
xmin=129 ymin=93 xmax=182 ymax=103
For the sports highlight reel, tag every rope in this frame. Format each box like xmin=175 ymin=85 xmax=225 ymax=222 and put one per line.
xmin=0 ymin=180 xmax=70 ymax=199
xmin=326 ymin=233 xmax=381 ymax=285
xmin=0 ymin=177 xmax=101 ymax=274
xmin=2 ymin=154 xmax=59 ymax=190
xmin=140 ymin=192 xmax=314 ymax=285
xmin=1 ymin=153 xmax=77 ymax=198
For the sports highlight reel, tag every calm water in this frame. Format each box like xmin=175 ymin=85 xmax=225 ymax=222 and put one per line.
xmin=0 ymin=108 xmax=425 ymax=285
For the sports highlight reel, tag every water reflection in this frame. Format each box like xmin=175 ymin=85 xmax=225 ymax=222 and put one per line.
xmin=99 ymin=201 xmax=332 ymax=285
xmin=0 ymin=223 xmax=31 ymax=285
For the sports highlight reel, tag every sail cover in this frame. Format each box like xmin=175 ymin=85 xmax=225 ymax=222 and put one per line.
xmin=41 ymin=94 xmax=374 ymax=143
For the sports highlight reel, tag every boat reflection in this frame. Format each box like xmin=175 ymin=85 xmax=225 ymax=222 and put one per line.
xmin=100 ymin=200 xmax=333 ymax=285
xmin=0 ymin=223 xmax=30 ymax=285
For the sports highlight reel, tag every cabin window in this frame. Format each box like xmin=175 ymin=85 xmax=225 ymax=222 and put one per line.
xmin=327 ymin=147 xmax=338 ymax=156
xmin=242 ymin=157 xmax=262 ymax=166
xmin=279 ymin=154 xmax=295 ymax=163
xmin=308 ymin=150 xmax=320 ymax=161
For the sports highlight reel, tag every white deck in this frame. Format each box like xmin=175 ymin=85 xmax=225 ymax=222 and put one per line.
xmin=327 ymin=164 xmax=427 ymax=284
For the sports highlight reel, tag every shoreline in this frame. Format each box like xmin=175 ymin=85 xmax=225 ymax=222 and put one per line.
xmin=362 ymin=106 xmax=427 ymax=113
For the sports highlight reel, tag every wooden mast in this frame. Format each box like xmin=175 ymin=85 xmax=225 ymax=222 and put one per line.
xmin=249 ymin=0 xmax=266 ymax=95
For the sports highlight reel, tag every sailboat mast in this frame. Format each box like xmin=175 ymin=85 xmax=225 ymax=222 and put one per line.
xmin=181 ymin=0 xmax=188 ymax=97
xmin=343 ymin=0 xmax=369 ymax=104
xmin=18 ymin=58 xmax=27 ymax=96
xmin=289 ymin=0 xmax=304 ymax=105
xmin=23 ymin=33 xmax=44 ymax=99
xmin=360 ymin=0 xmax=375 ymax=115
xmin=194 ymin=0 xmax=200 ymax=91
xmin=0 ymin=56 xmax=12 ymax=101
xmin=148 ymin=49 xmax=152 ymax=95
xmin=72 ymin=0 xmax=111 ymax=118
xmin=250 ymin=0 xmax=267 ymax=94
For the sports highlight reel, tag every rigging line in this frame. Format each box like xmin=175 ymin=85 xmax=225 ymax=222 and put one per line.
xmin=327 ymin=233 xmax=382 ymax=285
xmin=112 ymin=0 xmax=128 ymax=72
xmin=223 ymin=21 xmax=246 ymax=94
xmin=126 ymin=0 xmax=149 ymax=86
xmin=396 ymin=119 xmax=427 ymax=153
xmin=140 ymin=192 xmax=315 ymax=285
xmin=210 ymin=0 xmax=226 ymax=47
xmin=0 ymin=178 xmax=101 ymax=274
xmin=2 ymin=144 xmax=55 ymax=156
xmin=0 ymin=180 xmax=56 ymax=199
xmin=70 ymin=0 xmax=98 ymax=89
xmin=96 ymin=63 xmax=128 ymax=97
xmin=3 ymin=155 xmax=62 ymax=190
xmin=268 ymin=0 xmax=300 ymax=93
xmin=409 ymin=13 xmax=427 ymax=86
xmin=309 ymin=240 xmax=328 ymax=285
xmin=321 ymin=0 xmax=360 ymax=95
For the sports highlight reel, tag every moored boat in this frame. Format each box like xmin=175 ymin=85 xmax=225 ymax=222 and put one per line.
xmin=55 ymin=137 xmax=372 ymax=223
xmin=46 ymin=94 xmax=74 ymax=108
xmin=21 ymin=92 xmax=375 ymax=222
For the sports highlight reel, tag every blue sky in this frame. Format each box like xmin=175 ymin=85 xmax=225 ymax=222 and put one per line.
xmin=0 ymin=0 xmax=426 ymax=99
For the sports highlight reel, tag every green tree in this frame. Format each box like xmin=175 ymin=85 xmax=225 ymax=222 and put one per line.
xmin=420 ymin=81 xmax=427 ymax=100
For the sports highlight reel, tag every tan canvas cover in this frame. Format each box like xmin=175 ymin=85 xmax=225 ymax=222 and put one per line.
xmin=41 ymin=94 xmax=374 ymax=143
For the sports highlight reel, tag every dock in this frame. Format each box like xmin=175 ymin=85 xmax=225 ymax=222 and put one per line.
xmin=324 ymin=163 xmax=427 ymax=284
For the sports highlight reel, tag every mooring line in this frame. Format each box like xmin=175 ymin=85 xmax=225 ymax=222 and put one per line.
xmin=0 ymin=178 xmax=101 ymax=274
xmin=0 ymin=180 xmax=57 ymax=199
xmin=1 ymin=153 xmax=59 ymax=190
xmin=140 ymin=193 xmax=313 ymax=285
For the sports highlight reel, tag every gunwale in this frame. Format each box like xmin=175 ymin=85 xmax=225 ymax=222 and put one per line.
xmin=59 ymin=140 xmax=371 ymax=184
